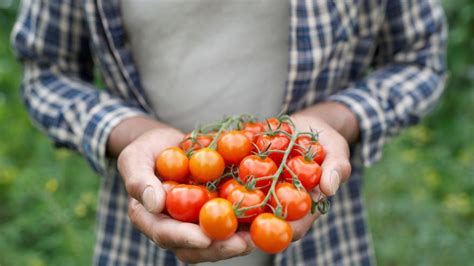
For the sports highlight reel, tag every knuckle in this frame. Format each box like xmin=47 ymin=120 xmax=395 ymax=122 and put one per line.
xmin=125 ymin=177 xmax=141 ymax=195
xmin=117 ymin=146 xmax=133 ymax=171
xmin=127 ymin=200 xmax=140 ymax=224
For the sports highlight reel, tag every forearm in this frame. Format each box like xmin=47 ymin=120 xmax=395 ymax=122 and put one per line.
xmin=292 ymin=101 xmax=360 ymax=144
xmin=106 ymin=116 xmax=184 ymax=157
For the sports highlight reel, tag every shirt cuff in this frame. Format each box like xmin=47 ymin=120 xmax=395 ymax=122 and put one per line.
xmin=80 ymin=100 xmax=148 ymax=175
xmin=327 ymin=87 xmax=390 ymax=167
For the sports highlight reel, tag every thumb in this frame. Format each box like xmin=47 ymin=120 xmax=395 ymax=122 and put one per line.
xmin=118 ymin=144 xmax=166 ymax=213
xmin=319 ymin=158 xmax=351 ymax=196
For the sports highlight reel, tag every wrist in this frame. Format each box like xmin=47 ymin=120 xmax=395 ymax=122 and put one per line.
xmin=107 ymin=115 xmax=182 ymax=157
xmin=292 ymin=101 xmax=360 ymax=143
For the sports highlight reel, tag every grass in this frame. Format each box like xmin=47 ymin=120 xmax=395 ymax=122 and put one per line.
xmin=0 ymin=1 xmax=473 ymax=265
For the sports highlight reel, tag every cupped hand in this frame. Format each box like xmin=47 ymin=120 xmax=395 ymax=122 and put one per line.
xmin=289 ymin=105 xmax=354 ymax=240
xmin=113 ymin=118 xmax=254 ymax=263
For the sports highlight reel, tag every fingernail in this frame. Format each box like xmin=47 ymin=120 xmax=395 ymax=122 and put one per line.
xmin=142 ymin=186 xmax=157 ymax=212
xmin=330 ymin=170 xmax=340 ymax=195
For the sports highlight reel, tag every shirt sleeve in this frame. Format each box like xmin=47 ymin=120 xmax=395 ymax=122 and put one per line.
xmin=327 ymin=0 xmax=447 ymax=167
xmin=11 ymin=0 xmax=148 ymax=174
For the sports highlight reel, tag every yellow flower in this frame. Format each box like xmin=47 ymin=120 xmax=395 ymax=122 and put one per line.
xmin=45 ymin=178 xmax=58 ymax=193
xmin=80 ymin=192 xmax=96 ymax=206
xmin=408 ymin=125 xmax=431 ymax=144
xmin=401 ymin=149 xmax=418 ymax=163
xmin=28 ymin=257 xmax=45 ymax=266
xmin=54 ymin=149 xmax=71 ymax=160
xmin=0 ymin=168 xmax=17 ymax=185
xmin=456 ymin=149 xmax=472 ymax=167
xmin=423 ymin=169 xmax=440 ymax=189
xmin=74 ymin=203 xmax=87 ymax=218
xmin=443 ymin=193 xmax=471 ymax=215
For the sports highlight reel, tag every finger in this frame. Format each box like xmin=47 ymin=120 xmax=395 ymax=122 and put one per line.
xmin=118 ymin=144 xmax=165 ymax=213
xmin=173 ymin=231 xmax=254 ymax=264
xmin=128 ymin=198 xmax=211 ymax=249
xmin=319 ymin=135 xmax=351 ymax=196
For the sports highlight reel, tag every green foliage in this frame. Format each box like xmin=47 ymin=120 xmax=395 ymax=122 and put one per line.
xmin=364 ymin=0 xmax=474 ymax=265
xmin=0 ymin=1 xmax=473 ymax=265
xmin=0 ymin=4 xmax=98 ymax=266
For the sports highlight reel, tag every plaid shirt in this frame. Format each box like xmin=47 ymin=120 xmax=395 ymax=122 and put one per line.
xmin=12 ymin=0 xmax=446 ymax=265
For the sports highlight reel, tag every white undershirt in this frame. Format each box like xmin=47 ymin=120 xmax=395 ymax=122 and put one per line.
xmin=122 ymin=0 xmax=289 ymax=132
xmin=122 ymin=1 xmax=289 ymax=265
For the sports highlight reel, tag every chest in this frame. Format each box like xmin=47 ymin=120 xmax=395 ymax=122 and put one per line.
xmin=84 ymin=0 xmax=386 ymax=112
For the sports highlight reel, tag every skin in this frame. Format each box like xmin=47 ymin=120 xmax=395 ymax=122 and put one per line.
xmin=108 ymin=101 xmax=358 ymax=263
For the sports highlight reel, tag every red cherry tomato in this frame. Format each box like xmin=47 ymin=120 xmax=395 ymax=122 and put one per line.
xmin=291 ymin=135 xmax=325 ymax=165
xmin=239 ymin=155 xmax=278 ymax=189
xmin=283 ymin=155 xmax=322 ymax=191
xmin=166 ymin=184 xmax=209 ymax=223
xmin=189 ymin=148 xmax=226 ymax=183
xmin=263 ymin=117 xmax=293 ymax=134
xmin=218 ymin=179 xmax=241 ymax=199
xmin=199 ymin=198 xmax=238 ymax=240
xmin=227 ymin=186 xmax=265 ymax=223
xmin=270 ymin=182 xmax=311 ymax=221
xmin=250 ymin=213 xmax=293 ymax=254
xmin=180 ymin=133 xmax=213 ymax=151
xmin=198 ymin=185 xmax=219 ymax=200
xmin=155 ymin=147 xmax=189 ymax=183
xmin=256 ymin=134 xmax=290 ymax=164
xmin=217 ymin=130 xmax=252 ymax=164
xmin=242 ymin=122 xmax=265 ymax=142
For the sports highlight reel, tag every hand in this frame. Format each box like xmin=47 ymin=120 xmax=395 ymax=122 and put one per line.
xmin=289 ymin=101 xmax=356 ymax=240
xmin=111 ymin=117 xmax=254 ymax=263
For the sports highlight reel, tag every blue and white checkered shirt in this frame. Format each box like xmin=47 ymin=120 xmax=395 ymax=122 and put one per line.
xmin=12 ymin=0 xmax=446 ymax=265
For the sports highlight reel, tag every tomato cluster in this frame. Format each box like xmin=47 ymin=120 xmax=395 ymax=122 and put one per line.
xmin=154 ymin=115 xmax=326 ymax=254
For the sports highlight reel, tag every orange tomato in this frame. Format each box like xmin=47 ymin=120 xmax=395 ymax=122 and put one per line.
xmin=189 ymin=148 xmax=225 ymax=183
xmin=250 ymin=213 xmax=293 ymax=254
xmin=199 ymin=198 xmax=238 ymax=240
xmin=155 ymin=147 xmax=189 ymax=183
xmin=217 ymin=131 xmax=252 ymax=164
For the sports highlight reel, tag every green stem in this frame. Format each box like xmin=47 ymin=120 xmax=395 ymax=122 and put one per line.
xmin=208 ymin=116 xmax=239 ymax=150
xmin=237 ymin=130 xmax=300 ymax=213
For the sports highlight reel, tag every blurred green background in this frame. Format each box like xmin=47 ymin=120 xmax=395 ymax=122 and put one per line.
xmin=0 ymin=1 xmax=473 ymax=265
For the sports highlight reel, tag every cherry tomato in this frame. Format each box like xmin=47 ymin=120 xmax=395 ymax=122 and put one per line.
xmin=180 ymin=133 xmax=213 ymax=151
xmin=199 ymin=185 xmax=219 ymax=200
xmin=227 ymin=186 xmax=265 ymax=223
xmin=199 ymin=198 xmax=238 ymax=240
xmin=155 ymin=147 xmax=189 ymax=183
xmin=166 ymin=184 xmax=209 ymax=223
xmin=217 ymin=130 xmax=252 ymax=164
xmin=189 ymin=148 xmax=225 ymax=183
xmin=242 ymin=122 xmax=264 ymax=142
xmin=270 ymin=182 xmax=311 ymax=221
xmin=239 ymin=155 xmax=278 ymax=189
xmin=256 ymin=134 xmax=290 ymax=164
xmin=263 ymin=117 xmax=293 ymax=134
xmin=250 ymin=213 xmax=293 ymax=254
xmin=218 ymin=179 xmax=241 ymax=199
xmin=291 ymin=135 xmax=325 ymax=165
xmin=283 ymin=155 xmax=322 ymax=191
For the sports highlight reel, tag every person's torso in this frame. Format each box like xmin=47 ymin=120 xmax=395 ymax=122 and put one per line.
xmin=85 ymin=1 xmax=386 ymax=118
xmin=122 ymin=0 xmax=289 ymax=132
